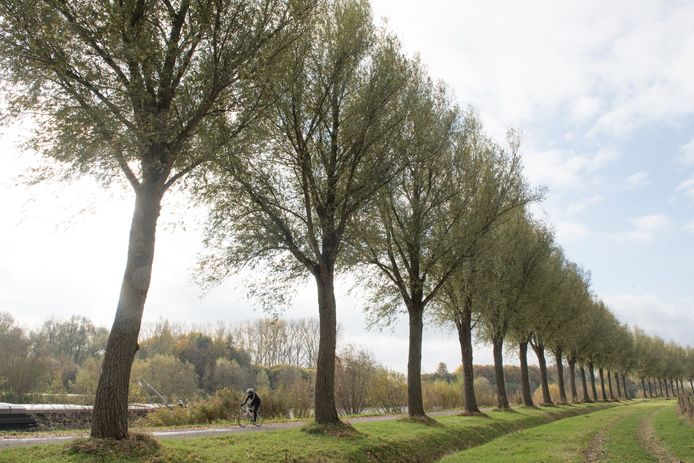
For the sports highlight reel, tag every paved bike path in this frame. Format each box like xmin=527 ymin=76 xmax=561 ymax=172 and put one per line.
xmin=0 ymin=407 xmax=472 ymax=449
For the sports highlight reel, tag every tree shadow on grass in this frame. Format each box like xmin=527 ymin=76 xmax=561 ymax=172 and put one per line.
xmin=301 ymin=421 xmax=362 ymax=438
xmin=457 ymin=410 xmax=490 ymax=418
xmin=396 ymin=415 xmax=442 ymax=426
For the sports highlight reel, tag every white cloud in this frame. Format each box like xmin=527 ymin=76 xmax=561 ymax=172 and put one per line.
xmin=624 ymin=171 xmax=650 ymax=189
xmin=604 ymin=293 xmax=694 ymax=347
xmin=523 ymin=148 xmax=621 ymax=189
xmin=679 ymin=138 xmax=694 ymax=165
xmin=556 ymin=221 xmax=590 ymax=242
xmin=566 ymin=195 xmax=604 ymax=215
xmin=677 ymin=177 xmax=694 ymax=199
xmin=611 ymin=213 xmax=672 ymax=242
xmin=371 ymin=0 xmax=694 ymax=138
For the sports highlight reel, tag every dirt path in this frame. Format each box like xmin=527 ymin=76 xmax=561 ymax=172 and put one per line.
xmin=637 ymin=409 xmax=683 ymax=463
xmin=0 ymin=407 xmax=479 ymax=449
xmin=582 ymin=429 xmax=608 ymax=463
xmin=581 ymin=407 xmax=632 ymax=463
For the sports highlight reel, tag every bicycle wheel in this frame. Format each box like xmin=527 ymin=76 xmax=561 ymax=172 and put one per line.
xmin=255 ymin=413 xmax=263 ymax=426
xmin=237 ymin=408 xmax=252 ymax=427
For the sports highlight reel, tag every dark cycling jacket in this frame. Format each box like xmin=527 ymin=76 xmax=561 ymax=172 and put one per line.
xmin=241 ymin=391 xmax=261 ymax=407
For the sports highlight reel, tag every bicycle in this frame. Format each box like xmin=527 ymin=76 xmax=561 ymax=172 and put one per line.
xmin=237 ymin=404 xmax=262 ymax=427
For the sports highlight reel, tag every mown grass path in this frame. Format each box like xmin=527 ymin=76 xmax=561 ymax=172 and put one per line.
xmin=440 ymin=400 xmax=693 ymax=463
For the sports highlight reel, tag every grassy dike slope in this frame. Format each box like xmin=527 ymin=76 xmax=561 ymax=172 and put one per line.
xmin=440 ymin=400 xmax=690 ymax=463
xmin=0 ymin=403 xmax=617 ymax=463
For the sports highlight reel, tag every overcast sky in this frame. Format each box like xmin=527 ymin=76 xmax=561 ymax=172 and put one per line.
xmin=1 ymin=0 xmax=693 ymax=374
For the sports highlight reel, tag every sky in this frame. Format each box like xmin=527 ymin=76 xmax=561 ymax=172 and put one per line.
xmin=1 ymin=0 xmax=693 ymax=374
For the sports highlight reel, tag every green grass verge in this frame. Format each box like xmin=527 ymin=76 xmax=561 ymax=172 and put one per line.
xmin=652 ymin=402 xmax=694 ymax=461
xmin=0 ymin=403 xmax=614 ymax=463
xmin=439 ymin=401 xmax=647 ymax=462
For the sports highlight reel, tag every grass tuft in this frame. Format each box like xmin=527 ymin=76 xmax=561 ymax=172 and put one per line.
xmin=67 ymin=432 xmax=161 ymax=459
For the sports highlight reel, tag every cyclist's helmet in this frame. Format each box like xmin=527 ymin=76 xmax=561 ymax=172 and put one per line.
xmin=247 ymin=388 xmax=254 ymax=394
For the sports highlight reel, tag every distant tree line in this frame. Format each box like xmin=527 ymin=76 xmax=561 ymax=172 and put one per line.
xmin=1 ymin=0 xmax=692 ymax=441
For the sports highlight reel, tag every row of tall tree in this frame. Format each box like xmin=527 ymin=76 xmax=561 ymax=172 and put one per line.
xmin=1 ymin=0 xmax=691 ymax=440
xmin=420 ymin=208 xmax=694 ymax=414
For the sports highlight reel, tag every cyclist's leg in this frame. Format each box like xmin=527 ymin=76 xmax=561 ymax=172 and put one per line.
xmin=252 ymin=405 xmax=258 ymax=423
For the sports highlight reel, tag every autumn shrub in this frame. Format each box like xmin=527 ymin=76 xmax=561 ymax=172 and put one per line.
xmin=532 ymin=383 xmax=561 ymax=404
xmin=473 ymin=377 xmax=496 ymax=407
xmin=366 ymin=368 xmax=407 ymax=413
xmin=143 ymin=385 xmax=311 ymax=426
xmin=423 ymin=380 xmax=463 ymax=411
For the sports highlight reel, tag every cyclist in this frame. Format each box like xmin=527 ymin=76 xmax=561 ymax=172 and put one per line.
xmin=240 ymin=387 xmax=261 ymax=424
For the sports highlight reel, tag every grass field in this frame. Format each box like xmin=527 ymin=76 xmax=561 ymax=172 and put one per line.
xmin=0 ymin=402 xmax=616 ymax=463
xmin=440 ymin=399 xmax=693 ymax=463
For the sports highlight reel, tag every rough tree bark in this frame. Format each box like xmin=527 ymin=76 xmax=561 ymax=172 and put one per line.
xmin=456 ymin=304 xmax=480 ymax=415
xmin=658 ymin=377 xmax=665 ymax=397
xmin=492 ymin=337 xmax=510 ymax=409
xmin=519 ymin=340 xmax=534 ymax=406
xmin=588 ymin=362 xmax=598 ymax=402
xmin=580 ymin=365 xmax=591 ymax=402
xmin=92 ymin=184 xmax=163 ymax=439
xmin=313 ymin=265 xmax=340 ymax=424
xmin=554 ymin=349 xmax=568 ymax=403
xmin=621 ymin=372 xmax=629 ymax=400
xmin=607 ymin=370 xmax=615 ymax=400
xmin=407 ymin=301 xmax=426 ymax=417
xmin=599 ymin=368 xmax=607 ymax=401
xmin=531 ymin=342 xmax=552 ymax=405
xmin=568 ymin=356 xmax=578 ymax=402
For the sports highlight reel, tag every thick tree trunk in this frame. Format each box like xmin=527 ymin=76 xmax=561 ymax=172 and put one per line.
xmin=554 ymin=349 xmax=567 ymax=403
xmin=663 ymin=377 xmax=669 ymax=398
xmin=588 ymin=362 xmax=598 ymax=402
xmin=616 ymin=372 xmax=623 ymax=399
xmin=580 ymin=365 xmax=591 ymax=402
xmin=607 ymin=370 xmax=615 ymax=400
xmin=492 ymin=336 xmax=509 ymax=409
xmin=313 ymin=267 xmax=340 ymax=424
xmin=519 ymin=340 xmax=534 ymax=406
xmin=648 ymin=378 xmax=653 ymax=398
xmin=532 ymin=343 xmax=552 ymax=405
xmin=599 ymin=368 xmax=607 ymax=401
xmin=91 ymin=186 xmax=163 ymax=439
xmin=407 ymin=303 xmax=426 ymax=417
xmin=640 ymin=378 xmax=645 ymax=399
xmin=568 ymin=357 xmax=578 ymax=402
xmin=658 ymin=377 xmax=664 ymax=397
xmin=456 ymin=306 xmax=479 ymax=414
xmin=621 ymin=373 xmax=629 ymax=400
xmin=690 ymin=379 xmax=693 ymax=395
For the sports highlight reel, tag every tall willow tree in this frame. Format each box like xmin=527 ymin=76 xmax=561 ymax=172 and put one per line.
xmin=198 ymin=0 xmax=409 ymax=425
xmin=0 ymin=0 xmax=307 ymax=439
xmin=353 ymin=67 xmax=461 ymax=418
xmin=475 ymin=211 xmax=553 ymax=409
xmin=431 ymin=127 xmax=537 ymax=415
